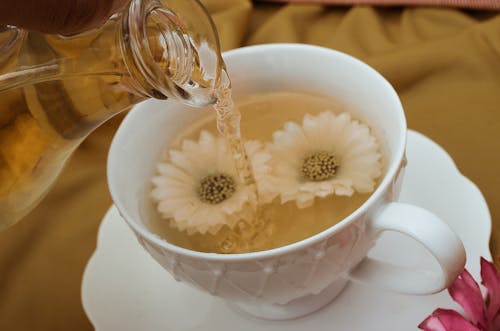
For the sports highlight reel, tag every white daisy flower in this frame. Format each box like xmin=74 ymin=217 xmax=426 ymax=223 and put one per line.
xmin=267 ymin=111 xmax=382 ymax=209
xmin=151 ymin=131 xmax=274 ymax=235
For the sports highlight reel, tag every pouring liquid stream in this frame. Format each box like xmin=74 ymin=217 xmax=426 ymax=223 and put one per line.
xmin=214 ymin=73 xmax=256 ymax=188
xmin=211 ymin=71 xmax=268 ymax=252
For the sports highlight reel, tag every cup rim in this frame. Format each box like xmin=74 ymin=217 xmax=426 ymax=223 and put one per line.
xmin=108 ymin=43 xmax=407 ymax=262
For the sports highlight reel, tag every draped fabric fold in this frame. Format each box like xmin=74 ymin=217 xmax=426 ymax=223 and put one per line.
xmin=258 ymin=0 xmax=500 ymax=10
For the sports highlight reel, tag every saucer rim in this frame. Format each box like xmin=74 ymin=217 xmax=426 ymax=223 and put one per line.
xmin=82 ymin=129 xmax=492 ymax=328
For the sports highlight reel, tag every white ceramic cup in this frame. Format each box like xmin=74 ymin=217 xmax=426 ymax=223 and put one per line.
xmin=107 ymin=44 xmax=466 ymax=320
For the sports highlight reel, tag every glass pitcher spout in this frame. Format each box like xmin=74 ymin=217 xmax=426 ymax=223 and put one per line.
xmin=0 ymin=0 xmax=225 ymax=229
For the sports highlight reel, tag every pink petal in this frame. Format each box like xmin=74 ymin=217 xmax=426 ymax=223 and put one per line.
xmin=480 ymin=257 xmax=500 ymax=320
xmin=448 ymin=269 xmax=487 ymax=328
xmin=418 ymin=309 xmax=481 ymax=331
xmin=493 ymin=312 xmax=500 ymax=330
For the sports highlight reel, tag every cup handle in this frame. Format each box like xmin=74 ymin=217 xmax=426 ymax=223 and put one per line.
xmin=348 ymin=202 xmax=466 ymax=294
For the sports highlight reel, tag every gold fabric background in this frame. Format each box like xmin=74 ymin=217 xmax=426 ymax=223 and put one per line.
xmin=1 ymin=1 xmax=499 ymax=330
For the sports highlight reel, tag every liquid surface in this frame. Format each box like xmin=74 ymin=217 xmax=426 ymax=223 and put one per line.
xmin=149 ymin=91 xmax=380 ymax=253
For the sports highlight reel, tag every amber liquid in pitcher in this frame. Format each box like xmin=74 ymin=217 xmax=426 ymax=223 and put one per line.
xmin=0 ymin=24 xmax=134 ymax=226
xmin=0 ymin=0 xmax=225 ymax=228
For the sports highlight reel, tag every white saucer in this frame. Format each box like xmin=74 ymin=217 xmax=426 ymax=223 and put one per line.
xmin=82 ymin=130 xmax=491 ymax=331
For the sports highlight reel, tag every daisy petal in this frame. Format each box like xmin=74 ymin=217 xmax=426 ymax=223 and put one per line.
xmin=151 ymin=131 xmax=272 ymax=235
xmin=418 ymin=309 xmax=481 ymax=331
xmin=448 ymin=269 xmax=487 ymax=328
xmin=268 ymin=111 xmax=382 ymax=208
xmin=493 ymin=311 xmax=500 ymax=330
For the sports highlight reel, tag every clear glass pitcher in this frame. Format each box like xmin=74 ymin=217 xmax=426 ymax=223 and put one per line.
xmin=0 ymin=0 xmax=225 ymax=229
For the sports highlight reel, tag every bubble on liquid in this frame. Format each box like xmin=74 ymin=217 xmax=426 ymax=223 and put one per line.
xmin=264 ymin=222 xmax=276 ymax=237
xmin=217 ymin=233 xmax=239 ymax=253
xmin=237 ymin=220 xmax=257 ymax=241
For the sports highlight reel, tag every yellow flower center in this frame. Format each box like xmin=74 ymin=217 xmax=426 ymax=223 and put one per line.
xmin=197 ymin=173 xmax=236 ymax=204
xmin=301 ymin=151 xmax=338 ymax=181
